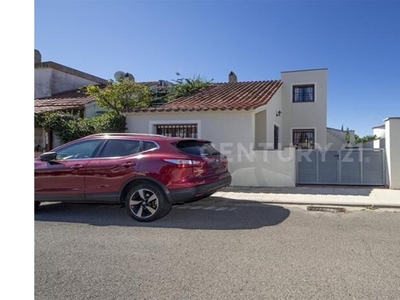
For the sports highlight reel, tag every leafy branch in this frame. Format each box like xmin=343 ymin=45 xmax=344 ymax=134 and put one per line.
xmin=81 ymin=78 xmax=152 ymax=115
xmin=167 ymin=72 xmax=213 ymax=101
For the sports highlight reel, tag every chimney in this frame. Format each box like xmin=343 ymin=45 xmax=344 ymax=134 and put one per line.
xmin=228 ymin=71 xmax=237 ymax=83
xmin=35 ymin=49 xmax=42 ymax=64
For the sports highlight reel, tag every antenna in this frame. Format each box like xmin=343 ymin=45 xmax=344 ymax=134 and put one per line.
xmin=114 ymin=71 xmax=126 ymax=80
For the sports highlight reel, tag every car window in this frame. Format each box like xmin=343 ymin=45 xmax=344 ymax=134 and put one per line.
xmin=175 ymin=140 xmax=220 ymax=156
xmin=98 ymin=139 xmax=141 ymax=157
xmin=142 ymin=141 xmax=158 ymax=151
xmin=55 ymin=140 xmax=103 ymax=160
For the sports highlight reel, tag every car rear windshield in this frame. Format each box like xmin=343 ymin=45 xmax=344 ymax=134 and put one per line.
xmin=174 ymin=140 xmax=221 ymax=156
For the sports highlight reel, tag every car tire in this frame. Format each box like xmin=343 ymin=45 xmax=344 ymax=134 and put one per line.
xmin=125 ymin=183 xmax=172 ymax=222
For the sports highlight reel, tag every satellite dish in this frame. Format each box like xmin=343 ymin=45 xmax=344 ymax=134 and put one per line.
xmin=124 ymin=72 xmax=135 ymax=82
xmin=114 ymin=71 xmax=126 ymax=80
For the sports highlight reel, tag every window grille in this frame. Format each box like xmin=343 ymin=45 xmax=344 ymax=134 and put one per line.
xmin=155 ymin=124 xmax=198 ymax=138
xmin=293 ymin=85 xmax=315 ymax=102
xmin=293 ymin=129 xmax=315 ymax=149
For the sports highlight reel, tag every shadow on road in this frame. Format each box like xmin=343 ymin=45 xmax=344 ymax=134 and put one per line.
xmin=34 ymin=201 xmax=290 ymax=230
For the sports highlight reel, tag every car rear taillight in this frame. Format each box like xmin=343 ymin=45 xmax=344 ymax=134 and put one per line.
xmin=163 ymin=158 xmax=207 ymax=177
xmin=163 ymin=158 xmax=203 ymax=167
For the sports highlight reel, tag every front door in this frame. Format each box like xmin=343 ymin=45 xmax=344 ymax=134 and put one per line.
xmin=274 ymin=125 xmax=279 ymax=150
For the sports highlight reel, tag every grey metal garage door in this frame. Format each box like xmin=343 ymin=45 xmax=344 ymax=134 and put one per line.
xmin=296 ymin=149 xmax=386 ymax=185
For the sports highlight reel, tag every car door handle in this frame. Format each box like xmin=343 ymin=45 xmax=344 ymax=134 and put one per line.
xmin=71 ymin=164 xmax=84 ymax=169
xmin=121 ymin=162 xmax=136 ymax=168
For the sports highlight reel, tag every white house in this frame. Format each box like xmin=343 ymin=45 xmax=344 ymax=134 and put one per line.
xmin=125 ymin=68 xmax=328 ymax=187
xmin=126 ymin=68 xmax=328 ymax=150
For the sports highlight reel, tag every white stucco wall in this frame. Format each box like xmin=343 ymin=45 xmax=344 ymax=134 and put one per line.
xmin=84 ymin=102 xmax=104 ymax=117
xmin=125 ymin=110 xmax=254 ymax=154
xmin=281 ymin=69 xmax=328 ymax=149
xmin=265 ymin=87 xmax=283 ymax=149
xmin=385 ymin=117 xmax=400 ymax=189
xmin=255 ymin=110 xmax=267 ymax=149
xmin=373 ymin=127 xmax=385 ymax=138
xmin=372 ymin=127 xmax=386 ymax=149
xmin=228 ymin=148 xmax=296 ymax=187
xmin=373 ymin=138 xmax=386 ymax=149
xmin=125 ymin=111 xmax=296 ymax=187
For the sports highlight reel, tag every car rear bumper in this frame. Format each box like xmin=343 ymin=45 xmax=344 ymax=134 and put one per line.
xmin=168 ymin=174 xmax=232 ymax=204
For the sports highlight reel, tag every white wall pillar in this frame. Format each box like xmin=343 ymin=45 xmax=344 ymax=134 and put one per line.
xmin=385 ymin=117 xmax=400 ymax=189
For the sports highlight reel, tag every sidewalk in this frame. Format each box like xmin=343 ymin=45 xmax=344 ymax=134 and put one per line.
xmin=212 ymin=186 xmax=400 ymax=208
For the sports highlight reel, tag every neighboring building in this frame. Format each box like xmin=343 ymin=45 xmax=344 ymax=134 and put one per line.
xmin=372 ymin=124 xmax=386 ymax=148
xmin=34 ymin=49 xmax=175 ymax=151
xmin=326 ymin=127 xmax=356 ymax=149
xmin=34 ymin=50 xmax=171 ymax=152
xmin=35 ymin=51 xmax=108 ymax=99
xmin=34 ymin=49 xmax=108 ymax=151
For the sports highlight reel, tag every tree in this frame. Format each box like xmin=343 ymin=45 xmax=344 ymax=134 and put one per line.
xmin=345 ymin=127 xmax=350 ymax=143
xmin=37 ymin=111 xmax=126 ymax=144
xmin=167 ymin=72 xmax=213 ymax=101
xmin=355 ymin=134 xmax=377 ymax=144
xmin=35 ymin=73 xmax=214 ymax=144
xmin=82 ymin=78 xmax=152 ymax=115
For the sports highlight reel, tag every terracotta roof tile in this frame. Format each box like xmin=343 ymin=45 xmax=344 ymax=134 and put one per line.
xmin=34 ymin=97 xmax=94 ymax=113
xmin=34 ymin=80 xmax=161 ymax=114
xmin=35 ymin=80 xmax=283 ymax=114
xmin=133 ymin=80 xmax=283 ymax=112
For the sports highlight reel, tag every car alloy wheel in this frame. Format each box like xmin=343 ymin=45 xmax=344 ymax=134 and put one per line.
xmin=126 ymin=183 xmax=172 ymax=222
xmin=129 ymin=188 xmax=160 ymax=219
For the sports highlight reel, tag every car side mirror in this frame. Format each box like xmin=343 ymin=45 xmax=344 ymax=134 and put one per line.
xmin=39 ymin=152 xmax=57 ymax=162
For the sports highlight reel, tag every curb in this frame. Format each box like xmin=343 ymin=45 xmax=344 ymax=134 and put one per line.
xmin=202 ymin=197 xmax=400 ymax=210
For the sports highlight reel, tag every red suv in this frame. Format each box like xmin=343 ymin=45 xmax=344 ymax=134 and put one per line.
xmin=34 ymin=133 xmax=231 ymax=222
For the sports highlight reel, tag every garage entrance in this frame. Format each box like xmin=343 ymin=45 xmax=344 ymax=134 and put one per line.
xmin=296 ymin=149 xmax=386 ymax=186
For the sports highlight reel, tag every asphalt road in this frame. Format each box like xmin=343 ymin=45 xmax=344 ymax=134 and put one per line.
xmin=35 ymin=201 xmax=400 ymax=300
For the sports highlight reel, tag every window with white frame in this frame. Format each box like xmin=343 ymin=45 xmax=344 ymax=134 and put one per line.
xmin=293 ymin=129 xmax=315 ymax=149
xmin=155 ymin=124 xmax=198 ymax=138
xmin=293 ymin=84 xmax=315 ymax=102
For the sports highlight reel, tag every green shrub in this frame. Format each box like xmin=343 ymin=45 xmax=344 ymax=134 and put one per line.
xmin=36 ymin=111 xmax=126 ymax=144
